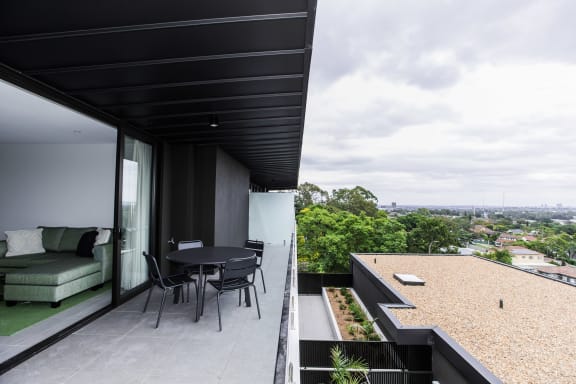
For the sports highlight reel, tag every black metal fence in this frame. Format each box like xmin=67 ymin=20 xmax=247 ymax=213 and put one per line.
xmin=301 ymin=370 xmax=433 ymax=384
xmin=300 ymin=340 xmax=432 ymax=384
xmin=298 ymin=272 xmax=353 ymax=294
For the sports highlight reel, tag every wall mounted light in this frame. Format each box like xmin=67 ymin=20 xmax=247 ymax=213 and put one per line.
xmin=209 ymin=114 xmax=219 ymax=128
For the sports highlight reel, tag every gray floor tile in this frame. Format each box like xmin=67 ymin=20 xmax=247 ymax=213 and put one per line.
xmin=1 ymin=245 xmax=290 ymax=384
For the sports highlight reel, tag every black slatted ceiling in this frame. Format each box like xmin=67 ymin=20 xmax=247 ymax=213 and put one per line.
xmin=0 ymin=0 xmax=316 ymax=189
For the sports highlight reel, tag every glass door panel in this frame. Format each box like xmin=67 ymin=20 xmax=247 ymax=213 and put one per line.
xmin=120 ymin=136 xmax=152 ymax=293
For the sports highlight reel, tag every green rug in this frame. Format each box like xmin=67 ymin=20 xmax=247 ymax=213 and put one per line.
xmin=0 ymin=283 xmax=111 ymax=336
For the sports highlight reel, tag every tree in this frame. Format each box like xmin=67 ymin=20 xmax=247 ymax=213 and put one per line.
xmin=297 ymin=205 xmax=406 ymax=272
xmin=398 ymin=212 xmax=459 ymax=253
xmin=543 ymin=233 xmax=576 ymax=260
xmin=295 ymin=182 xmax=329 ymax=212
xmin=327 ymin=186 xmax=378 ymax=217
xmin=484 ymin=249 xmax=512 ymax=264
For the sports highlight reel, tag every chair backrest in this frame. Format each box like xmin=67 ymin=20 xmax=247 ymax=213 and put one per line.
xmin=142 ymin=252 xmax=164 ymax=288
xmin=244 ymin=240 xmax=264 ymax=257
xmin=178 ymin=240 xmax=204 ymax=250
xmin=222 ymin=255 xmax=258 ymax=281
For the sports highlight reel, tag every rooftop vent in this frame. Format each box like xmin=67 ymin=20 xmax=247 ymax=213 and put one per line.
xmin=394 ymin=273 xmax=425 ymax=286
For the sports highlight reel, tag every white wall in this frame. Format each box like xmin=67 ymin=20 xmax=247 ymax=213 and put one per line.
xmin=249 ymin=192 xmax=295 ymax=246
xmin=0 ymin=143 xmax=116 ymax=238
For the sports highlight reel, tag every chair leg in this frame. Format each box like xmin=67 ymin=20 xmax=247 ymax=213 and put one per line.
xmin=238 ymin=289 xmax=242 ymax=306
xmin=216 ymin=292 xmax=222 ymax=331
xmin=259 ymin=267 xmax=266 ymax=293
xmin=252 ymin=285 xmax=261 ymax=319
xmin=156 ymin=290 xmax=168 ymax=328
xmin=143 ymin=285 xmax=153 ymax=313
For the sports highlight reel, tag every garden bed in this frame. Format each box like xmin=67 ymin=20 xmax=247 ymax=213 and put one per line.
xmin=323 ymin=287 xmax=383 ymax=341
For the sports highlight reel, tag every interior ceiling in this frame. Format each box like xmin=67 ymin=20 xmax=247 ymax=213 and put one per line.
xmin=0 ymin=0 xmax=316 ymax=190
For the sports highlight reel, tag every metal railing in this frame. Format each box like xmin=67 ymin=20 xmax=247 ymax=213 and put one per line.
xmin=300 ymin=340 xmax=432 ymax=384
xmin=274 ymin=231 xmax=301 ymax=384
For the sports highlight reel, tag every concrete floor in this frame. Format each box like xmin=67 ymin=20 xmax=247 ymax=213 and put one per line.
xmin=0 ymin=245 xmax=290 ymax=384
xmin=298 ymin=295 xmax=337 ymax=340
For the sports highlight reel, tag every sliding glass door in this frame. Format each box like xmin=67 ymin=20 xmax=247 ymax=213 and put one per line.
xmin=120 ymin=136 xmax=152 ymax=294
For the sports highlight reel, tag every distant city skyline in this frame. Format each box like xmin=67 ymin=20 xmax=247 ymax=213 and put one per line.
xmin=300 ymin=0 xmax=576 ymax=207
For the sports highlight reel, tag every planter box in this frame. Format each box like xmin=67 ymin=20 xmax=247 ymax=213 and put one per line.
xmin=322 ymin=287 xmax=386 ymax=341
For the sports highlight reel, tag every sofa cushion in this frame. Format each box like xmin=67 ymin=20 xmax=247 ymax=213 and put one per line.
xmin=76 ymin=230 xmax=98 ymax=257
xmin=38 ymin=226 xmax=66 ymax=251
xmin=0 ymin=252 xmax=74 ymax=268
xmin=5 ymin=228 xmax=45 ymax=256
xmin=5 ymin=258 xmax=101 ymax=286
xmin=94 ymin=228 xmax=112 ymax=245
xmin=59 ymin=227 xmax=96 ymax=252
xmin=0 ymin=240 xmax=6 ymax=258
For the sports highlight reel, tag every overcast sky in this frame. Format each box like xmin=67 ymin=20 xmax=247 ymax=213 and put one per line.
xmin=300 ymin=0 xmax=576 ymax=207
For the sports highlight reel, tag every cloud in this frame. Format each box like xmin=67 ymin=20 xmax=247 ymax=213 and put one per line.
xmin=302 ymin=0 xmax=576 ymax=207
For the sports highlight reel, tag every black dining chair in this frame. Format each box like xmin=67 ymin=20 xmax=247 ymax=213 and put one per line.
xmin=204 ymin=255 xmax=261 ymax=331
xmin=142 ymin=252 xmax=198 ymax=328
xmin=244 ymin=239 xmax=266 ymax=293
xmin=177 ymin=240 xmax=219 ymax=284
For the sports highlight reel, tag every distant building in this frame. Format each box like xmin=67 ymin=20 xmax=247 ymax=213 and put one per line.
xmin=536 ymin=265 xmax=576 ymax=285
xmin=472 ymin=225 xmax=495 ymax=235
xmin=495 ymin=233 xmax=517 ymax=246
xmin=505 ymin=246 xmax=546 ymax=266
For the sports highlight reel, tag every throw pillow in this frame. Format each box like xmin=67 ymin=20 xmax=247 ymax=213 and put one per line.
xmin=76 ymin=230 xmax=99 ymax=257
xmin=38 ymin=226 xmax=66 ymax=251
xmin=59 ymin=227 xmax=97 ymax=252
xmin=94 ymin=228 xmax=112 ymax=245
xmin=5 ymin=228 xmax=45 ymax=257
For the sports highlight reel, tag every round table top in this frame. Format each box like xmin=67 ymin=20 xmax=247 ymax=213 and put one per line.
xmin=165 ymin=246 xmax=255 ymax=265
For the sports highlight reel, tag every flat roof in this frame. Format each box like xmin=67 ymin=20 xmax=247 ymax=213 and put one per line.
xmin=358 ymin=254 xmax=576 ymax=384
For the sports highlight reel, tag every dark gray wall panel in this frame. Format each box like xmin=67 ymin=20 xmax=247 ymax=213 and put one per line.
xmin=194 ymin=145 xmax=217 ymax=246
xmin=214 ymin=147 xmax=249 ymax=246
xmin=169 ymin=143 xmax=197 ymax=242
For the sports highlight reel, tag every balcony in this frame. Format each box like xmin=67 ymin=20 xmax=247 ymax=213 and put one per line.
xmin=1 ymin=243 xmax=294 ymax=383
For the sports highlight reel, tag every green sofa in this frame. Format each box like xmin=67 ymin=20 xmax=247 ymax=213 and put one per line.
xmin=0 ymin=226 xmax=113 ymax=307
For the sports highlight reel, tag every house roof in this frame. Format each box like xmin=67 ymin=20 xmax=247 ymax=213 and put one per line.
xmin=0 ymin=0 xmax=317 ymax=189
xmin=358 ymin=254 xmax=576 ymax=384
xmin=537 ymin=265 xmax=576 ymax=279
xmin=505 ymin=246 xmax=543 ymax=256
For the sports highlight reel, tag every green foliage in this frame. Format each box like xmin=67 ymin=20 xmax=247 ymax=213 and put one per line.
xmin=327 ymin=186 xmax=379 ymax=217
xmin=398 ymin=212 xmax=459 ymax=253
xmin=330 ymin=346 xmax=369 ymax=384
xmin=295 ymin=182 xmax=329 ymax=212
xmin=348 ymin=303 xmax=364 ymax=322
xmin=297 ymin=205 xmax=407 ymax=272
xmin=484 ymin=249 xmax=513 ymax=264
xmin=525 ymin=233 xmax=576 ymax=259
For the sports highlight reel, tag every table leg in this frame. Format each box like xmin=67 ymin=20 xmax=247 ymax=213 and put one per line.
xmin=195 ymin=264 xmax=203 ymax=322
xmin=173 ymin=287 xmax=181 ymax=304
xmin=244 ymin=287 xmax=252 ymax=307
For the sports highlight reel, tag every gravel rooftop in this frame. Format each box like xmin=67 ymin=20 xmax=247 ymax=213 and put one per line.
xmin=358 ymin=254 xmax=576 ymax=384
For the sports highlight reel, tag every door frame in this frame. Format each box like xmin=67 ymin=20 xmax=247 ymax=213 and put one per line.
xmin=112 ymin=125 xmax=160 ymax=306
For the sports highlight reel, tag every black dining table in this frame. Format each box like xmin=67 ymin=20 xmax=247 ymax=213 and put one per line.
xmin=166 ymin=246 xmax=256 ymax=321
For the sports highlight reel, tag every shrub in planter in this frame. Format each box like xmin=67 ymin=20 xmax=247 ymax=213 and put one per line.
xmin=330 ymin=346 xmax=369 ymax=384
